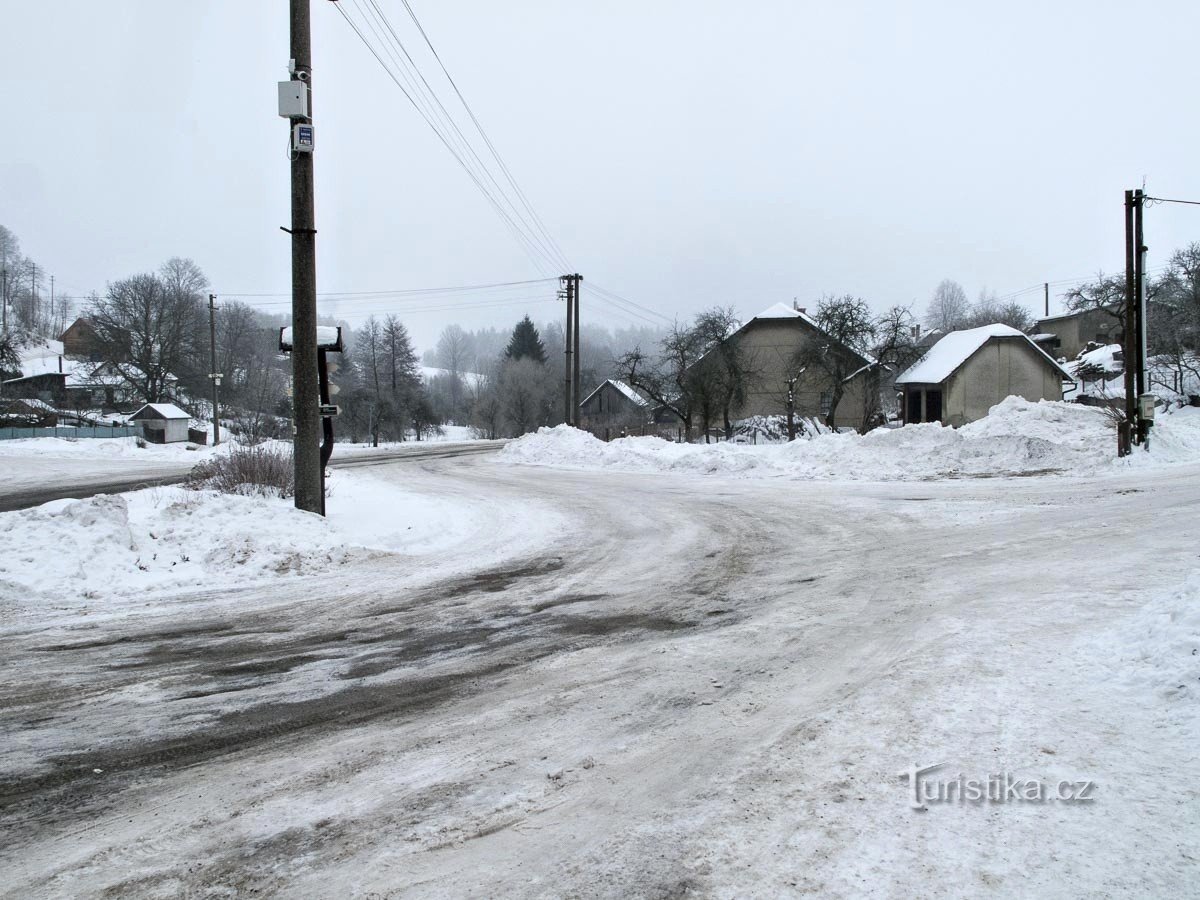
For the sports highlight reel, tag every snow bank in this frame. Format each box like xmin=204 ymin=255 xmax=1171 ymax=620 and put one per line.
xmin=0 ymin=469 xmax=494 ymax=603
xmin=501 ymin=398 xmax=1200 ymax=480
xmin=1093 ymin=572 xmax=1200 ymax=707
xmin=0 ymin=489 xmax=364 ymax=602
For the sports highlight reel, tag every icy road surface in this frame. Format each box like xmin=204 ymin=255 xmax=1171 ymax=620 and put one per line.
xmin=2 ymin=456 xmax=1199 ymax=897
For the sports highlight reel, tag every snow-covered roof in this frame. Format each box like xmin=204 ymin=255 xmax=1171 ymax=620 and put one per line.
xmin=896 ymin=324 xmax=1072 ymax=385
xmin=580 ymin=379 xmax=649 ymax=408
xmin=129 ymin=403 xmax=190 ymax=420
xmin=749 ymin=302 xmax=819 ymax=328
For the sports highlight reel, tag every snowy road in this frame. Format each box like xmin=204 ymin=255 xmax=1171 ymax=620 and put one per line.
xmin=2 ymin=456 xmax=1199 ymax=897
xmin=0 ymin=441 xmax=506 ymax=511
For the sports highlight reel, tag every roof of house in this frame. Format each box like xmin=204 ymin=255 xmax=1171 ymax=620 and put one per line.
xmin=747 ymin=301 xmax=820 ymax=328
xmin=722 ymin=302 xmax=876 ymax=367
xmin=896 ymin=323 xmax=1073 ymax=385
xmin=580 ymin=378 xmax=649 ymax=408
xmin=129 ymin=402 xmax=190 ymax=420
xmin=1035 ymin=303 xmax=1120 ymax=326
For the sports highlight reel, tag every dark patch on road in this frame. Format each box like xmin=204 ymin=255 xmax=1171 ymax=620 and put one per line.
xmin=530 ymin=592 xmax=608 ymax=613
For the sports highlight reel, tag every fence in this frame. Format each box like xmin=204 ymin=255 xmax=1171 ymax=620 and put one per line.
xmin=0 ymin=426 xmax=140 ymax=441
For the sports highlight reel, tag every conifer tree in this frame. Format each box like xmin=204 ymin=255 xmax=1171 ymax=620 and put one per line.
xmin=504 ymin=315 xmax=547 ymax=364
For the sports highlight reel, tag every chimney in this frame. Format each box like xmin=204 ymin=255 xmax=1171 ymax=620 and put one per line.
xmin=793 ymin=301 xmax=806 ymax=314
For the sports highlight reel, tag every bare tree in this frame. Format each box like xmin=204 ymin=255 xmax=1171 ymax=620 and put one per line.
xmin=616 ymin=319 xmax=709 ymax=441
xmin=435 ymin=323 xmax=470 ymax=418
xmin=690 ymin=307 xmax=758 ymax=440
xmin=968 ymin=289 xmax=1034 ymax=330
xmin=925 ymin=279 xmax=969 ymax=332
xmin=86 ymin=261 xmax=207 ymax=404
xmin=791 ymin=294 xmax=876 ymax=428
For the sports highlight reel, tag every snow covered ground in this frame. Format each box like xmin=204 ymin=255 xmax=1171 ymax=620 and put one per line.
xmin=0 ymin=430 xmax=493 ymax=504
xmin=1 ymin=414 xmax=1198 ymax=897
xmin=501 ymin=398 xmax=1200 ymax=480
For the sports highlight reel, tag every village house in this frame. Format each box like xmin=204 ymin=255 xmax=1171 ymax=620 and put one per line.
xmin=1032 ymin=304 xmax=1123 ymax=361
xmin=707 ymin=302 xmax=878 ymax=430
xmin=896 ymin=323 xmax=1072 ymax=426
xmin=59 ymin=317 xmax=106 ymax=361
xmin=578 ymin=379 xmax=652 ymax=440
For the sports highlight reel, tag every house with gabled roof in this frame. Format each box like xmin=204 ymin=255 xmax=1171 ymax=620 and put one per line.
xmin=896 ymin=324 xmax=1073 ymax=426
xmin=710 ymin=301 xmax=879 ymax=430
xmin=579 ymin=379 xmax=654 ymax=439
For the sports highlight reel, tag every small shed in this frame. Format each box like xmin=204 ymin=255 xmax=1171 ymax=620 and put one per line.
xmin=129 ymin=403 xmax=191 ymax=443
xmin=579 ymin=379 xmax=650 ymax=439
xmin=896 ymin=324 xmax=1072 ymax=427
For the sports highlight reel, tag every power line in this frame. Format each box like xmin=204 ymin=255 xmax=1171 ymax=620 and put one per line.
xmin=584 ymin=281 xmax=673 ymax=323
xmin=333 ymin=0 xmax=568 ymax=276
xmin=240 ymin=294 xmax=560 ymax=314
xmin=219 ymin=277 xmax=556 ymax=298
xmin=396 ymin=0 xmax=571 ymax=272
xmin=1144 ymin=196 xmax=1200 ymax=208
xmin=360 ymin=0 xmax=570 ymax=274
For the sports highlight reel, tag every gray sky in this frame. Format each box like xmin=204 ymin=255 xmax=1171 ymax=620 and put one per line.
xmin=3 ymin=0 xmax=1198 ymax=350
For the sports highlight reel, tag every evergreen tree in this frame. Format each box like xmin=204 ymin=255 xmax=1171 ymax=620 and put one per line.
xmin=504 ymin=315 xmax=547 ymax=364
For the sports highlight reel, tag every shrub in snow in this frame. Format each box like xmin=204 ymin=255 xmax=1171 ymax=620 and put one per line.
xmin=185 ymin=441 xmax=295 ymax=498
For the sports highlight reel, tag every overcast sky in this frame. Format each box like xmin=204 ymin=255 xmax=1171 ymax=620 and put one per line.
xmin=3 ymin=0 xmax=1198 ymax=350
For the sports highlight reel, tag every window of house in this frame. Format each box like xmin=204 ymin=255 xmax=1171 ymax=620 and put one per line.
xmin=819 ymin=391 xmax=832 ymax=416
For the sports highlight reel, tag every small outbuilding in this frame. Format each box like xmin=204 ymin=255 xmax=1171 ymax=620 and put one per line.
xmin=129 ymin=403 xmax=191 ymax=443
xmin=896 ymin=324 xmax=1072 ymax=427
xmin=579 ymin=379 xmax=651 ymax=440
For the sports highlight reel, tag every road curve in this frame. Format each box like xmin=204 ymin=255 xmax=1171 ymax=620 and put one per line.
xmin=0 ymin=440 xmax=506 ymax=512
xmin=2 ymin=456 xmax=1199 ymax=897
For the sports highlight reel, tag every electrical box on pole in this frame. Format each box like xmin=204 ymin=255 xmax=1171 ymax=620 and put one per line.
xmin=278 ymin=81 xmax=310 ymax=119
xmin=292 ymin=123 xmax=315 ymax=154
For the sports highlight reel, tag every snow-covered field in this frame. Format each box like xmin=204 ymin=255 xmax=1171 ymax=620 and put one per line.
xmin=1 ymin=408 xmax=1198 ymax=897
xmin=501 ymin=398 xmax=1200 ymax=480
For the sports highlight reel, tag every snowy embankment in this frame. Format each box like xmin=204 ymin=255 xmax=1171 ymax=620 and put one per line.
xmin=0 ymin=435 xmax=223 ymax=495
xmin=501 ymin=398 xmax=1200 ymax=480
xmin=0 ymin=469 xmax=517 ymax=606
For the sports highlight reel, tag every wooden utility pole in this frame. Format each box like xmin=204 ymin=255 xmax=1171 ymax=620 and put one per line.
xmin=563 ymin=275 xmax=574 ymax=424
xmin=208 ymin=294 xmax=222 ymax=446
xmin=572 ymin=273 xmax=582 ymax=422
xmin=1 ymin=268 xmax=7 ymax=333
xmin=1133 ymin=188 xmax=1150 ymax=448
xmin=1121 ymin=189 xmax=1137 ymax=456
xmin=289 ymin=0 xmax=322 ymax=513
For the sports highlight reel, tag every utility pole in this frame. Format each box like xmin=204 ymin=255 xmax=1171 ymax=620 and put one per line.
xmin=30 ymin=262 xmax=37 ymax=326
xmin=1121 ymin=189 xmax=1137 ymax=456
xmin=1043 ymin=282 xmax=1049 ymax=318
xmin=208 ymin=294 xmax=222 ymax=446
xmin=572 ymin=273 xmax=582 ymax=422
xmin=561 ymin=275 xmax=573 ymax=424
xmin=1133 ymin=188 xmax=1150 ymax=448
xmin=1 ymin=268 xmax=7 ymax=333
xmin=288 ymin=0 xmax=322 ymax=513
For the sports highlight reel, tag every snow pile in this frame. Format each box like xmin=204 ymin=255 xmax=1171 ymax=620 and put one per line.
xmin=501 ymin=397 xmax=1200 ymax=480
xmin=0 ymin=489 xmax=366 ymax=602
xmin=1091 ymin=573 xmax=1200 ymax=716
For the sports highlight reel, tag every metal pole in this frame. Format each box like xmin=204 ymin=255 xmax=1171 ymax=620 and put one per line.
xmin=1 ymin=268 xmax=7 ymax=333
xmin=1044 ymin=282 xmax=1049 ymax=318
xmin=208 ymin=294 xmax=221 ymax=446
xmin=290 ymin=0 xmax=322 ymax=513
